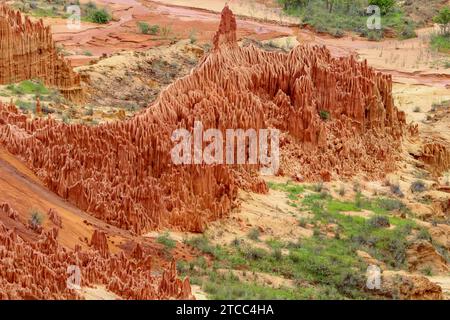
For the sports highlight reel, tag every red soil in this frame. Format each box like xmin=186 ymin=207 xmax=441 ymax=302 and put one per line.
xmin=47 ymin=0 xmax=291 ymax=64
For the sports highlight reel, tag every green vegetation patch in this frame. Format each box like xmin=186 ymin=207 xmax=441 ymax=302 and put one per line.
xmin=6 ymin=80 xmax=49 ymax=96
xmin=278 ymin=0 xmax=416 ymax=40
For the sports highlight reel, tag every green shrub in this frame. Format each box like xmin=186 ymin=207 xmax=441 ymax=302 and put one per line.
xmin=375 ymin=198 xmax=405 ymax=212
xmin=189 ymin=29 xmax=198 ymax=44
xmin=248 ymin=227 xmax=260 ymax=241
xmin=137 ymin=21 xmax=149 ymax=34
xmin=367 ymin=216 xmax=390 ymax=229
xmin=84 ymin=107 xmax=94 ymax=116
xmin=244 ymin=246 xmax=267 ymax=260
xmin=355 ymin=192 xmax=363 ymax=208
xmin=86 ymin=8 xmax=111 ymax=24
xmin=313 ymin=181 xmax=324 ymax=192
xmin=186 ymin=236 xmax=216 ymax=255
xmin=231 ymin=237 xmax=242 ymax=247
xmin=399 ymin=23 xmax=417 ymax=39
xmin=410 ymin=180 xmax=426 ymax=193
xmin=367 ymin=30 xmax=382 ymax=41
xmin=369 ymin=0 xmax=395 ymax=15
xmin=298 ymin=218 xmax=308 ymax=227
xmin=30 ymin=210 xmax=44 ymax=227
xmin=421 ymin=266 xmax=433 ymax=276
xmin=7 ymin=80 xmax=49 ymax=95
xmin=417 ymin=228 xmax=432 ymax=241
xmin=430 ymin=33 xmax=450 ymax=53
xmin=319 ymin=110 xmax=330 ymax=120
xmin=149 ymin=25 xmax=160 ymax=35
xmin=161 ymin=26 xmax=172 ymax=38
xmin=157 ymin=232 xmax=176 ymax=249
xmin=272 ymin=248 xmax=283 ymax=261
xmin=390 ymin=184 xmax=404 ymax=198
xmin=433 ymin=6 xmax=450 ymax=35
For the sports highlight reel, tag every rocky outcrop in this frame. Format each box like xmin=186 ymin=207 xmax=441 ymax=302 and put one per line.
xmin=376 ymin=271 xmax=443 ymax=300
xmin=158 ymin=260 xmax=194 ymax=299
xmin=0 ymin=202 xmax=19 ymax=220
xmin=0 ymin=6 xmax=405 ymax=234
xmin=0 ymin=4 xmax=83 ymax=102
xmin=406 ymin=240 xmax=449 ymax=274
xmin=48 ymin=208 xmax=62 ymax=228
xmin=0 ymin=204 xmax=192 ymax=300
xmin=420 ymin=143 xmax=450 ymax=177
xmin=90 ymin=230 xmax=109 ymax=258
xmin=131 ymin=242 xmax=144 ymax=260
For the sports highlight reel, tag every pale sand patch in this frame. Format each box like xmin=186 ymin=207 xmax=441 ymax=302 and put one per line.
xmin=426 ymin=276 xmax=450 ymax=300
xmin=191 ymin=285 xmax=208 ymax=300
xmin=80 ymin=286 xmax=120 ymax=300
xmin=149 ymin=0 xmax=299 ymax=24
xmin=340 ymin=210 xmax=374 ymax=219
xmin=205 ymin=188 xmax=313 ymax=249
xmin=144 ymin=230 xmax=192 ymax=242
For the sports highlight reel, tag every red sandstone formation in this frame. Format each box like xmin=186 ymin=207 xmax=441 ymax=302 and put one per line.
xmin=90 ymin=229 xmax=110 ymax=258
xmin=0 ymin=4 xmax=83 ymax=102
xmin=131 ymin=242 xmax=144 ymax=260
xmin=0 ymin=203 xmax=192 ymax=300
xmin=0 ymin=202 xmax=19 ymax=220
xmin=48 ymin=208 xmax=62 ymax=228
xmin=158 ymin=260 xmax=193 ymax=299
xmin=420 ymin=142 xmax=450 ymax=177
xmin=0 ymin=6 xmax=405 ymax=234
xmin=35 ymin=97 xmax=41 ymax=115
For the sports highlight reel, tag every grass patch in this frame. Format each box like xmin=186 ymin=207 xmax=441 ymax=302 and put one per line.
xmin=247 ymin=228 xmax=261 ymax=241
xmin=267 ymin=181 xmax=305 ymax=200
xmin=30 ymin=209 xmax=44 ymax=227
xmin=183 ymin=186 xmax=421 ymax=300
xmin=430 ymin=33 xmax=450 ymax=53
xmin=6 ymin=80 xmax=49 ymax=96
xmin=157 ymin=232 xmax=176 ymax=250
xmin=301 ymin=193 xmax=416 ymax=269
xmin=82 ymin=2 xmax=111 ymax=24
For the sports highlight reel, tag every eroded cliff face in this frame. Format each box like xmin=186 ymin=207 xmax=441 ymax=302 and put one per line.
xmin=0 ymin=6 xmax=405 ymax=235
xmin=0 ymin=4 xmax=83 ymax=102
xmin=0 ymin=203 xmax=193 ymax=300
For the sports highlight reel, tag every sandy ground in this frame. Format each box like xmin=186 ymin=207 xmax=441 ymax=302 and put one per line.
xmin=80 ymin=286 xmax=121 ymax=300
xmin=426 ymin=276 xmax=450 ymax=299
xmin=205 ymin=188 xmax=313 ymax=250
xmin=148 ymin=0 xmax=299 ymax=24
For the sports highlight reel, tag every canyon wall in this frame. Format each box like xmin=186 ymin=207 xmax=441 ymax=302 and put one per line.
xmin=0 ymin=4 xmax=83 ymax=102
xmin=0 ymin=6 xmax=405 ymax=235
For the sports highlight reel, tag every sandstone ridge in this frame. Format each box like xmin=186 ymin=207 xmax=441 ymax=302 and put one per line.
xmin=0 ymin=6 xmax=405 ymax=234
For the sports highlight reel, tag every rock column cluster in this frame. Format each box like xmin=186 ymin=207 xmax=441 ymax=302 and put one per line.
xmin=0 ymin=4 xmax=83 ymax=102
xmin=0 ymin=202 xmax=193 ymax=300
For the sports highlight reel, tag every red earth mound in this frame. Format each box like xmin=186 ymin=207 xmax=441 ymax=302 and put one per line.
xmin=0 ymin=6 xmax=405 ymax=235
xmin=0 ymin=4 xmax=83 ymax=102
